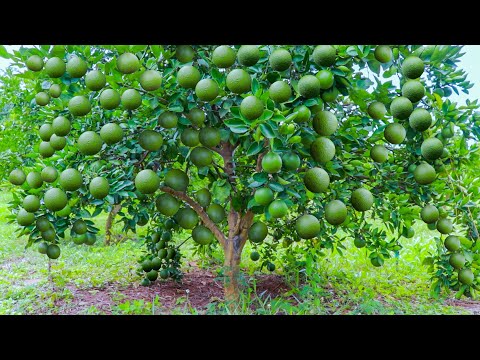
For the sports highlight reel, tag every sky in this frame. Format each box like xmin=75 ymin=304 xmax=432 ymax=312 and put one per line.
xmin=0 ymin=45 xmax=479 ymax=104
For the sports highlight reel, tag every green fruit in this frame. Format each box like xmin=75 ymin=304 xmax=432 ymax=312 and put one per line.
xmin=384 ymin=123 xmax=406 ymax=144
xmin=72 ymin=234 xmax=87 ymax=245
xmin=139 ymin=70 xmax=162 ymax=91
xmin=298 ymin=75 xmax=321 ymax=98
xmin=38 ymin=242 xmax=49 ymax=254
xmin=266 ymin=262 xmax=276 ymax=272
xmin=269 ymin=49 xmax=292 ymax=71
xmin=159 ymin=269 xmax=169 ymax=279
xmin=151 ymin=257 xmax=162 ymax=271
xmin=296 ymin=214 xmax=320 ymax=239
xmin=313 ymin=111 xmax=338 ymax=136
xmin=39 ymin=141 xmax=55 ymax=158
xmin=176 ymin=45 xmax=195 ymax=63
xmin=165 ymin=218 xmax=176 ymax=230
xmin=52 ymin=116 xmax=71 ymax=136
xmin=26 ymin=172 xmax=43 ymax=189
xmin=39 ymin=124 xmax=54 ymax=141
xmin=36 ymin=217 xmax=52 ymax=232
xmin=158 ymin=111 xmax=178 ymax=129
xmin=9 ymin=169 xmax=26 ymax=185
xmin=313 ymin=45 xmax=336 ymax=67
xmin=421 ymin=204 xmax=439 ymax=224
xmin=89 ymin=177 xmax=110 ymax=199
xmin=427 ymin=223 xmax=437 ymax=231
xmin=68 ymin=96 xmax=91 ymax=116
xmin=100 ymin=123 xmax=124 ymax=145
xmin=250 ymin=251 xmax=260 ymax=261
xmin=212 ymin=45 xmax=236 ymax=68
xmin=175 ymin=208 xmax=199 ymax=229
xmin=45 ymin=57 xmax=66 ymax=78
xmin=49 ymin=84 xmax=61 ymax=98
xmin=370 ymin=145 xmax=388 ymax=163
xmin=437 ymin=218 xmax=453 ymax=234
xmin=195 ymin=79 xmax=219 ymax=101
xmin=321 ymin=87 xmax=339 ymax=103
xmin=161 ymin=231 xmax=172 ymax=242
xmin=26 ymin=55 xmax=44 ymax=71
xmin=56 ymin=204 xmax=71 ymax=217
xmin=46 ymin=244 xmax=61 ymax=259
xmin=240 ymin=96 xmax=264 ymax=120
xmin=458 ymin=268 xmax=474 ymax=285
xmin=368 ymin=102 xmax=387 ymax=119
xmin=421 ymin=138 xmax=444 ymax=161
xmin=390 ymin=97 xmax=413 ymax=120
xmin=190 ymin=147 xmax=213 ymax=167
xmin=207 ymin=203 xmax=226 ymax=223
xmin=249 ymin=221 xmax=268 ymax=243
xmin=152 ymin=233 xmax=161 ymax=244
xmin=199 ymin=127 xmax=221 ymax=148
xmin=42 ymin=228 xmax=56 ymax=241
xmin=449 ymin=253 xmax=465 ymax=269
xmin=59 ymin=168 xmax=83 ymax=191
xmin=262 ymin=152 xmax=282 ymax=173
xmin=351 ymin=188 xmax=374 ymax=212
xmin=371 ymin=256 xmax=384 ymax=267
xmin=405 ymin=227 xmax=415 ymax=238
xmin=194 ymin=189 xmax=211 ymax=208
xmin=177 ymin=65 xmax=201 ymax=89
xmin=181 ymin=128 xmax=200 ymax=147
xmin=35 ymin=92 xmax=50 ymax=106
xmin=49 ymin=134 xmax=66 ymax=150
xmin=409 ymin=108 xmax=432 ymax=132
xmin=269 ymin=80 xmax=292 ymax=103
xmin=23 ymin=195 xmax=40 ymax=213
xmin=72 ymin=219 xmax=87 ymax=235
xmin=121 ymin=89 xmax=142 ymax=110
xmin=304 ymin=167 xmax=330 ymax=193
xmin=165 ymin=169 xmax=189 ymax=191
xmin=192 ymin=225 xmax=214 ymax=245
xmin=374 ymin=45 xmax=393 ymax=63
xmin=282 ymin=152 xmax=301 ymax=170
xmin=268 ymin=199 xmax=288 ymax=218
xmin=17 ymin=209 xmax=35 ymax=226
xmin=139 ymin=130 xmax=163 ymax=151
xmin=99 ymin=89 xmax=121 ymax=110
xmin=444 ymin=235 xmax=461 ymax=252
xmin=325 ymin=200 xmax=347 ymax=225
xmin=141 ymin=278 xmax=151 ymax=286
xmin=402 ymin=80 xmax=425 ymax=103
xmin=41 ymin=167 xmax=58 ymax=183
xmin=226 ymin=69 xmax=251 ymax=94
xmin=414 ymin=163 xmax=436 ymax=185
xmin=442 ymin=124 xmax=454 ymax=138
xmin=316 ymin=70 xmax=334 ymax=89
xmin=85 ymin=70 xmax=106 ymax=91
xmin=66 ymin=56 xmax=87 ymax=78
xmin=77 ymin=131 xmax=103 ymax=155
xmin=354 ymin=237 xmax=366 ymax=248
xmin=294 ymin=105 xmax=311 ymax=123
xmin=147 ymin=270 xmax=158 ymax=281
xmin=402 ymin=56 xmax=424 ymax=79
xmin=254 ymin=187 xmax=274 ymax=206
xmin=117 ymin=52 xmax=140 ymax=74
xmin=158 ymin=249 xmax=168 ymax=259
xmin=142 ymin=259 xmax=153 ymax=272
xmin=135 ymin=169 xmax=160 ymax=194
xmin=237 ymin=45 xmax=260 ymax=66
xmin=310 ymin=137 xmax=335 ymax=163
xmin=186 ymin=108 xmax=205 ymax=126
xmin=84 ymin=233 xmax=97 ymax=246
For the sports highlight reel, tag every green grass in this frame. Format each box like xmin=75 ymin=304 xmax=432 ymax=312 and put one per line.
xmin=0 ymin=188 xmax=472 ymax=315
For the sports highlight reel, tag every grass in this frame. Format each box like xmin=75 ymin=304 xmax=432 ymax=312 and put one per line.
xmin=0 ymin=188 xmax=472 ymax=315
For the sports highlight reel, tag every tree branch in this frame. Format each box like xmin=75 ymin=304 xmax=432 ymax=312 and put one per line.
xmin=159 ymin=186 xmax=226 ymax=247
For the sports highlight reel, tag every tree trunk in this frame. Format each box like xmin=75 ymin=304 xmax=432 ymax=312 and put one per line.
xmin=223 ymin=236 xmax=242 ymax=306
xmin=105 ymin=203 xmax=122 ymax=245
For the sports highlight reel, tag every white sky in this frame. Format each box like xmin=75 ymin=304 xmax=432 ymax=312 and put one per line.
xmin=0 ymin=45 xmax=479 ymax=104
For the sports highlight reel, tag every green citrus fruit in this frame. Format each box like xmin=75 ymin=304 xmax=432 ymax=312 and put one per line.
xmin=39 ymin=124 xmax=54 ymax=141
xmin=49 ymin=84 xmax=61 ymax=98
xmin=402 ymin=80 xmax=425 ymax=103
xmin=262 ymin=152 xmax=282 ymax=173
xmin=36 ymin=217 xmax=52 ymax=232
xmin=192 ymin=225 xmax=214 ymax=245
xmin=313 ymin=45 xmax=336 ymax=67
xmin=444 ymin=235 xmax=461 ymax=252
xmin=121 ymin=89 xmax=142 ymax=110
xmin=46 ymin=244 xmax=61 ymax=259
xmin=325 ymin=200 xmax=347 ymax=225
xmin=165 ymin=169 xmax=189 ymax=191
xmin=186 ymin=108 xmax=205 ymax=126
xmin=404 ymin=227 xmax=415 ymax=238
xmin=304 ymin=167 xmax=330 ymax=193
xmin=66 ymin=56 xmax=87 ymax=78
xmin=45 ymin=57 xmax=66 ymax=78
xmin=421 ymin=138 xmax=444 ymax=161
xmin=68 ymin=96 xmax=91 ymax=116
xmin=117 ymin=52 xmax=140 ymax=74
xmin=77 ymin=131 xmax=103 ymax=155
xmin=368 ymin=102 xmax=386 ymax=119
xmin=449 ymin=253 xmax=465 ymax=269
xmin=141 ymin=278 xmax=151 ymax=286
xmin=59 ymin=168 xmax=83 ymax=191
xmin=17 ymin=209 xmax=35 ymax=226
xmin=269 ymin=81 xmax=292 ymax=103
xmin=180 ymin=128 xmax=200 ymax=147
xmin=72 ymin=219 xmax=87 ymax=235
xmin=9 ymin=169 xmax=26 ymax=185
xmin=177 ymin=65 xmax=201 ymax=89
xmin=354 ymin=237 xmax=366 ymax=248
xmin=151 ymin=257 xmax=162 ymax=271
xmin=38 ymin=242 xmax=49 ymax=254
xmin=195 ymin=188 xmax=211 ymax=207
xmin=156 ymin=193 xmax=180 ymax=216
xmin=266 ymin=262 xmax=276 ymax=272
xmin=72 ymin=233 xmax=87 ymax=245
xmin=296 ymin=214 xmax=321 ymax=239
xmin=141 ymin=259 xmax=153 ymax=272
xmin=100 ymin=123 xmax=124 ymax=145
xmin=158 ymin=111 xmax=178 ymax=129
xmin=458 ymin=268 xmax=474 ymax=285
xmin=52 ymin=116 xmax=71 ymax=136
xmin=49 ymin=134 xmax=66 ymax=150
xmin=371 ymin=256 xmax=384 ymax=267
xmin=250 ymin=251 xmax=260 ymax=261
xmin=294 ymin=105 xmax=311 ymax=123
xmin=26 ymin=172 xmax=43 ymax=189
xmin=176 ymin=45 xmax=195 ymax=63
xmin=35 ymin=92 xmax=50 ymax=106
xmin=99 ymin=89 xmax=121 ymax=109
xmin=384 ymin=123 xmax=406 ymax=144
xmin=402 ymin=56 xmax=424 ymax=79
xmin=195 ymin=79 xmax=219 ymax=101
xmin=414 ymin=163 xmax=436 ymax=185
xmin=269 ymin=49 xmax=292 ymax=71
xmin=85 ymin=70 xmax=106 ymax=91
xmin=135 ymin=169 xmax=160 ymax=194
xmin=39 ymin=141 xmax=55 ymax=158
xmin=56 ymin=204 xmax=72 ymax=217
xmin=268 ymin=199 xmax=288 ymax=218
xmin=437 ymin=218 xmax=453 ymax=234
xmin=316 ymin=69 xmax=334 ymax=89
xmin=23 ymin=195 xmax=40 ymax=213
xmin=421 ymin=204 xmax=439 ymax=224
xmin=237 ymin=45 xmax=260 ymax=66
xmin=298 ymin=75 xmax=321 ymax=98
xmin=26 ymin=55 xmax=44 ymax=71
xmin=44 ymin=188 xmax=68 ymax=211
xmin=199 ymin=127 xmax=221 ymax=148
xmin=41 ymin=166 xmax=58 ymax=183
xmin=351 ymin=188 xmax=374 ymax=211
xmin=310 ymin=137 xmax=335 ymax=163
xmin=249 ymin=221 xmax=268 ymax=243
xmin=139 ymin=70 xmax=162 ymax=91
xmin=212 ymin=45 xmax=236 ymax=68
xmin=175 ymin=207 xmax=199 ymax=229
xmin=313 ymin=111 xmax=338 ymax=136
xmin=370 ymin=145 xmax=388 ymax=163
xmin=190 ymin=147 xmax=213 ymax=167
xmin=146 ymin=270 xmax=158 ymax=281
xmin=374 ymin=45 xmax=393 ymax=63
xmin=254 ymin=187 xmax=274 ymax=205
xmin=321 ymin=87 xmax=339 ymax=103
xmin=240 ymin=96 xmax=264 ymax=120
xmin=282 ymin=152 xmax=301 ymax=170
xmin=139 ymin=130 xmax=163 ymax=151
xmin=409 ymin=108 xmax=432 ymax=132
xmin=42 ymin=228 xmax=56 ymax=241
xmin=159 ymin=269 xmax=169 ymax=279
xmin=89 ymin=177 xmax=109 ymax=199
xmin=226 ymin=69 xmax=251 ymax=94
xmin=390 ymin=96 xmax=413 ymax=120
xmin=207 ymin=203 xmax=226 ymax=223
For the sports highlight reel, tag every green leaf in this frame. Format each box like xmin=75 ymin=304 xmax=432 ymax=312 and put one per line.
xmin=247 ymin=142 xmax=264 ymax=156
xmin=259 ymin=123 xmax=275 ymax=138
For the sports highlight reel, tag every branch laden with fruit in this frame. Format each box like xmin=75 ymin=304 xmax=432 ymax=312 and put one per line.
xmin=3 ymin=44 xmax=480 ymax=302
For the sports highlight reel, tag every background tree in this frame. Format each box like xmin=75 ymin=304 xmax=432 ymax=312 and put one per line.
xmin=3 ymin=44 xmax=480 ymax=304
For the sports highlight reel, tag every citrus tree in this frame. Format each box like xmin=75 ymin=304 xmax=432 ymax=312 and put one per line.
xmin=4 ymin=44 xmax=480 ymax=303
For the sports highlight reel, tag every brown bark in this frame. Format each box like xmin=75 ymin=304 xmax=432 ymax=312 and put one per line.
xmin=105 ymin=203 xmax=122 ymax=245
